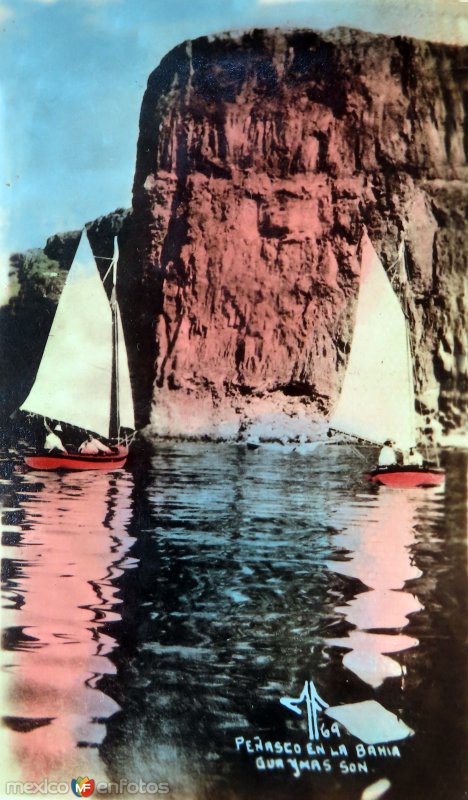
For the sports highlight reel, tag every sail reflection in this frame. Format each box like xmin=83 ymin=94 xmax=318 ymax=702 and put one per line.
xmin=2 ymin=468 xmax=136 ymax=782
xmin=326 ymin=485 xmax=444 ymax=688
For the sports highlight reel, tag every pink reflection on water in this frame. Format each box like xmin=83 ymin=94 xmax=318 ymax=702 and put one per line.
xmin=3 ymin=469 xmax=135 ymax=781
xmin=326 ymin=485 xmax=443 ymax=688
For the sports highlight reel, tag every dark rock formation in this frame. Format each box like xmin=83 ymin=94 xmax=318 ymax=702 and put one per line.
xmin=128 ymin=26 xmax=467 ymax=437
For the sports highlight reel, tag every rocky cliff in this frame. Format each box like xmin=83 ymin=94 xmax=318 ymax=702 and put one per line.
xmin=120 ymin=26 xmax=467 ymax=439
xmin=5 ymin=27 xmax=467 ymax=443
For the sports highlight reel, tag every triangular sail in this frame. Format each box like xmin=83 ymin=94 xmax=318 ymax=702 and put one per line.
xmin=330 ymin=232 xmax=416 ymax=450
xmin=21 ymin=232 xmax=114 ymax=437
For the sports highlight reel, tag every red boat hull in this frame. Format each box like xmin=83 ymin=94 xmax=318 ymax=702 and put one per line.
xmin=366 ymin=466 xmax=445 ymax=487
xmin=24 ymin=447 xmax=128 ymax=472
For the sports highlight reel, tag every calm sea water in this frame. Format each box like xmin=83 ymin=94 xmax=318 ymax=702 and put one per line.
xmin=1 ymin=442 xmax=466 ymax=800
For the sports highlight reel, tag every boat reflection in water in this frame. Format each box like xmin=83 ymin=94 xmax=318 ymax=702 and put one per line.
xmin=1 ymin=444 xmax=463 ymax=800
xmin=325 ymin=483 xmax=444 ymax=689
xmin=1 ymin=467 xmax=136 ymax=783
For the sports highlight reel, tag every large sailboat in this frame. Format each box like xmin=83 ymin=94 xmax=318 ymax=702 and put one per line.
xmin=20 ymin=230 xmax=135 ymax=470
xmin=330 ymin=230 xmax=444 ymax=487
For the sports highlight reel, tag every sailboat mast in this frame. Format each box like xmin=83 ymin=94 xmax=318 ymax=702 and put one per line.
xmin=109 ymin=239 xmax=120 ymax=440
xmin=400 ymin=242 xmax=417 ymax=448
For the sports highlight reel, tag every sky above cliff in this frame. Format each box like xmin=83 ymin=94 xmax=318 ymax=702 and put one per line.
xmin=0 ymin=0 xmax=466 ymax=300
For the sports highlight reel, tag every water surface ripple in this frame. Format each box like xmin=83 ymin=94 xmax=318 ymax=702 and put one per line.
xmin=1 ymin=444 xmax=466 ymax=800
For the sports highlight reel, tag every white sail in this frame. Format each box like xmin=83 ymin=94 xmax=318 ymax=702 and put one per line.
xmin=330 ymin=232 xmax=416 ymax=450
xmin=20 ymin=231 xmax=133 ymax=438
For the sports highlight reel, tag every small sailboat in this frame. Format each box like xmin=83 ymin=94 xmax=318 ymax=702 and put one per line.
xmin=20 ymin=230 xmax=135 ymax=470
xmin=330 ymin=230 xmax=444 ymax=488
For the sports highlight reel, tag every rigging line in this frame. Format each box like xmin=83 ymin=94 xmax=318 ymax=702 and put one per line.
xmin=349 ymin=445 xmax=367 ymax=461
xmin=102 ymin=259 xmax=114 ymax=285
xmin=388 ymin=256 xmax=401 ymax=280
xmin=406 ymin=320 xmax=419 ymax=451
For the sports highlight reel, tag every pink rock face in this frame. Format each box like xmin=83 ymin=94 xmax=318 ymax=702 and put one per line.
xmin=126 ymin=28 xmax=467 ymax=437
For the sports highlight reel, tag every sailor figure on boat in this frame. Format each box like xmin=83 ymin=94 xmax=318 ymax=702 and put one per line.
xmin=378 ymin=440 xmax=397 ymax=467
xmin=78 ymin=434 xmax=113 ymax=455
xmin=44 ymin=421 xmax=68 ymax=454
xmin=405 ymin=447 xmax=424 ymax=467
